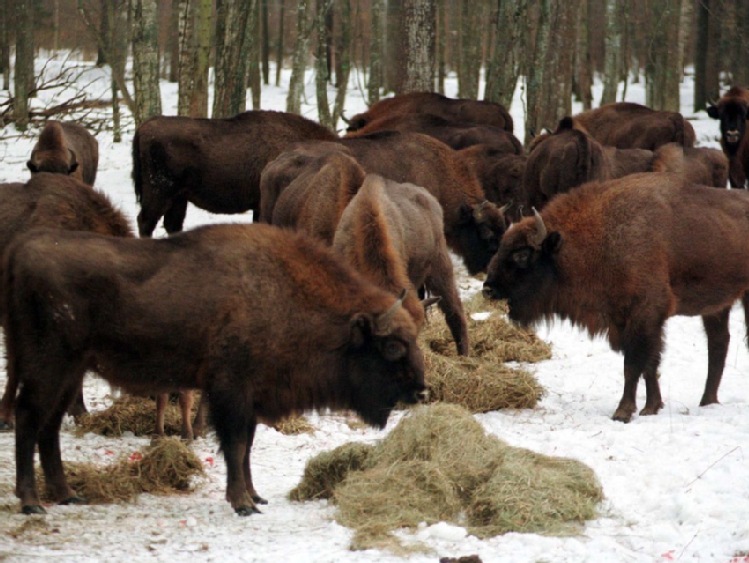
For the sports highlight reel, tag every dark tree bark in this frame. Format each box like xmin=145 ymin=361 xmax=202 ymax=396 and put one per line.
xmin=130 ymin=0 xmax=162 ymax=125
xmin=574 ymin=0 xmax=593 ymax=110
xmin=457 ymin=0 xmax=483 ymax=99
xmin=261 ymin=0 xmax=270 ymax=84
xmin=287 ymin=0 xmax=311 ymax=113
xmin=96 ymin=0 xmax=109 ymax=66
xmin=436 ymin=0 xmax=445 ymax=94
xmin=734 ymin=0 xmax=749 ymax=87
xmin=645 ymin=0 xmax=682 ymax=111
xmin=213 ymin=0 xmax=251 ymax=118
xmin=385 ymin=0 xmax=402 ymax=92
xmin=398 ymin=0 xmax=436 ymax=93
xmin=316 ymin=0 xmax=334 ymax=127
xmin=601 ymin=0 xmax=621 ymax=104
xmin=0 ymin=0 xmax=9 ymax=91
xmin=14 ymin=0 xmax=34 ymax=130
xmin=332 ymin=0 xmax=351 ymax=126
xmin=485 ymin=0 xmax=527 ymax=109
xmin=368 ymin=0 xmax=384 ymax=104
xmin=167 ymin=0 xmax=180 ymax=82
xmin=245 ymin=0 xmax=261 ymax=109
xmin=693 ymin=0 xmax=709 ymax=111
xmin=275 ymin=0 xmax=286 ymax=86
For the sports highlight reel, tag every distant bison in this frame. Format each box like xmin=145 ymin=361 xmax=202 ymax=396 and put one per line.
xmin=483 ymin=172 xmax=749 ymax=422
xmin=27 ymin=120 xmax=99 ymax=186
xmin=132 ymin=110 xmax=337 ymax=237
xmin=0 ymin=173 xmax=132 ymax=430
xmin=458 ymin=145 xmax=526 ymax=221
xmin=572 ymin=102 xmax=696 ymax=150
xmin=6 ymin=223 xmax=426 ymax=516
xmin=346 ymin=92 xmax=513 ymax=134
xmin=333 ymin=174 xmax=469 ymax=355
xmin=707 ymin=86 xmax=749 ymax=188
xmin=652 ymin=143 xmax=729 ymax=189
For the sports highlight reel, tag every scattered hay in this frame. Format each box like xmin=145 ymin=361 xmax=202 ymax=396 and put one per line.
xmin=37 ymin=437 xmax=205 ymax=504
xmin=271 ymin=415 xmax=316 ymax=435
xmin=420 ymin=293 xmax=549 ymax=413
xmin=291 ymin=403 xmax=603 ymax=552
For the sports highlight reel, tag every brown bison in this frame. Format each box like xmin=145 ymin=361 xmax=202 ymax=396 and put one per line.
xmin=483 ymin=172 xmax=749 ymax=423
xmin=132 ymin=110 xmax=337 ymax=237
xmin=27 ymin=120 xmax=99 ymax=186
xmin=5 ymin=223 xmax=426 ymax=516
xmin=261 ymin=131 xmax=508 ymax=275
xmin=346 ymin=92 xmax=513 ymax=134
xmin=652 ymin=143 xmax=729 ymax=188
xmin=458 ymin=145 xmax=526 ymax=221
xmin=333 ymin=174 xmax=469 ymax=355
xmin=707 ymin=86 xmax=749 ymax=188
xmin=572 ymin=102 xmax=696 ymax=150
xmin=0 ymin=173 xmax=132 ymax=430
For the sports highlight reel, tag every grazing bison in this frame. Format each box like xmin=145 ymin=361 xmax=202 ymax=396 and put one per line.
xmin=5 ymin=223 xmax=426 ymax=516
xmin=132 ymin=110 xmax=337 ymax=237
xmin=261 ymin=131 xmax=508 ymax=275
xmin=27 ymin=120 xmax=99 ymax=186
xmin=483 ymin=172 xmax=749 ymax=422
xmin=0 ymin=173 xmax=132 ymax=430
xmin=458 ymin=145 xmax=526 ymax=221
xmin=346 ymin=92 xmax=513 ymax=134
xmin=333 ymin=174 xmax=469 ymax=355
xmin=707 ymin=86 xmax=749 ymax=188
xmin=572 ymin=102 xmax=696 ymax=150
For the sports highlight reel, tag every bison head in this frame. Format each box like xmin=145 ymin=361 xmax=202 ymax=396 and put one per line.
xmin=346 ymin=290 xmax=427 ymax=428
xmin=482 ymin=209 xmax=562 ymax=326
xmin=27 ymin=149 xmax=79 ymax=176
xmin=452 ymin=200 xmax=508 ymax=275
xmin=708 ymin=95 xmax=748 ymax=154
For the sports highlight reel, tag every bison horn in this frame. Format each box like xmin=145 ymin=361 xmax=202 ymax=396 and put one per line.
xmin=531 ymin=207 xmax=547 ymax=247
xmin=376 ymin=288 xmax=407 ymax=333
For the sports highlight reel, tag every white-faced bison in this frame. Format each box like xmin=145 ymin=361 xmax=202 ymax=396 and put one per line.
xmin=27 ymin=120 xmax=99 ymax=186
xmin=483 ymin=172 xmax=749 ymax=423
xmin=132 ymin=110 xmax=337 ymax=237
xmin=5 ymin=223 xmax=426 ymax=516
xmin=707 ymin=86 xmax=749 ymax=188
xmin=333 ymin=174 xmax=469 ymax=355
xmin=572 ymin=102 xmax=696 ymax=150
xmin=346 ymin=92 xmax=513 ymax=134
xmin=0 ymin=173 xmax=132 ymax=430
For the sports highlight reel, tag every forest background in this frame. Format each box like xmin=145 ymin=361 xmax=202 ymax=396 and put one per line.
xmin=1 ymin=0 xmax=748 ymax=146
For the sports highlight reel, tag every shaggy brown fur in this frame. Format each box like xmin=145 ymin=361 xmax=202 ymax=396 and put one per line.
xmin=346 ymin=92 xmax=513 ymax=134
xmin=707 ymin=86 xmax=749 ymax=188
xmin=484 ymin=172 xmax=749 ymax=422
xmin=6 ymin=224 xmax=426 ymax=516
xmin=572 ymin=102 xmax=696 ymax=150
xmin=27 ymin=121 xmax=99 ymax=186
xmin=333 ymin=174 xmax=469 ymax=355
xmin=132 ymin=110 xmax=337 ymax=237
xmin=652 ymin=143 xmax=729 ymax=188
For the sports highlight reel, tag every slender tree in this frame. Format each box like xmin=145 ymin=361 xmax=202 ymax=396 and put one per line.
xmin=525 ymin=0 xmax=550 ymax=144
xmin=385 ymin=0 xmax=402 ymax=92
xmin=245 ymin=0 xmax=261 ymax=109
xmin=645 ymin=0 xmax=682 ymax=111
xmin=574 ymin=0 xmax=593 ymax=110
xmin=213 ymin=0 xmax=251 ymax=118
xmin=96 ymin=0 xmax=109 ymax=66
xmin=14 ymin=0 xmax=34 ymax=130
xmin=485 ymin=0 xmax=527 ymax=108
xmin=368 ymin=0 xmax=384 ymax=104
xmin=601 ymin=0 xmax=621 ymax=104
xmin=167 ymin=1 xmax=180 ymax=82
xmin=693 ymin=0 xmax=709 ymax=111
xmin=261 ymin=0 xmax=270 ymax=84
xmin=315 ymin=0 xmax=334 ymax=127
xmin=0 ymin=0 xmax=9 ymax=91
xmin=275 ymin=0 xmax=286 ymax=87
xmin=457 ymin=0 xmax=482 ymax=99
xmin=130 ymin=0 xmax=162 ymax=125
xmin=111 ymin=0 xmax=128 ymax=140
xmin=287 ymin=0 xmax=311 ymax=113
xmin=331 ymin=0 xmax=351 ymax=126
xmin=399 ymin=0 xmax=436 ymax=93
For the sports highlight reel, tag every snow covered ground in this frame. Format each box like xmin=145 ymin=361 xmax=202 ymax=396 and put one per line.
xmin=1 ymin=56 xmax=748 ymax=563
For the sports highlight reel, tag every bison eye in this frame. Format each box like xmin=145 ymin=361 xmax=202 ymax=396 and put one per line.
xmin=511 ymin=247 xmax=532 ymax=268
xmin=381 ymin=339 xmax=407 ymax=361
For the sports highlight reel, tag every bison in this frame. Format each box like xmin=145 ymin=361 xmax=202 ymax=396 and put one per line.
xmin=707 ymin=86 xmax=749 ymax=188
xmin=5 ymin=223 xmax=426 ymax=516
xmin=652 ymin=143 xmax=729 ymax=189
xmin=0 ymin=173 xmax=132 ymax=431
xmin=132 ymin=110 xmax=337 ymax=237
xmin=27 ymin=120 xmax=99 ymax=186
xmin=572 ymin=102 xmax=696 ymax=150
xmin=483 ymin=172 xmax=749 ymax=423
xmin=260 ymin=131 xmax=508 ymax=275
xmin=346 ymin=92 xmax=513 ymax=134
xmin=333 ymin=174 xmax=469 ymax=355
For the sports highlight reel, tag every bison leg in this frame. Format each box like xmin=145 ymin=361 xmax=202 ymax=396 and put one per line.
xmin=66 ymin=385 xmax=88 ymax=417
xmin=699 ymin=307 xmax=731 ymax=406
xmin=639 ymin=368 xmax=664 ymax=416
xmin=426 ymin=253 xmax=470 ymax=356
xmin=192 ymin=393 xmax=208 ymax=438
xmin=614 ymin=323 xmax=664 ymax=422
xmin=178 ymin=391 xmax=195 ymax=440
xmin=243 ymin=421 xmax=267 ymax=505
xmin=155 ymin=393 xmax=168 ymax=437
xmin=163 ymin=196 xmax=188 ymax=235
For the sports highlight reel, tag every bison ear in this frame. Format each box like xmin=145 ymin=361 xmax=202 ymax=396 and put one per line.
xmin=458 ymin=203 xmax=473 ymax=225
xmin=350 ymin=314 xmax=373 ymax=348
xmin=706 ymin=105 xmax=719 ymax=120
xmin=542 ymin=231 xmax=562 ymax=255
xmin=27 ymin=160 xmax=38 ymax=173
xmin=68 ymin=149 xmax=79 ymax=174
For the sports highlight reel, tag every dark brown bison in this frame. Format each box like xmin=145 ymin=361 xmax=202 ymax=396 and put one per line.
xmin=333 ymin=174 xmax=469 ymax=355
xmin=261 ymin=131 xmax=508 ymax=275
xmin=346 ymin=112 xmax=523 ymax=154
xmin=346 ymin=92 xmax=513 ymax=134
xmin=0 ymin=173 xmax=132 ymax=430
xmin=27 ymin=120 xmax=99 ymax=186
xmin=572 ymin=102 xmax=696 ymax=150
xmin=707 ymin=86 xmax=749 ymax=188
xmin=483 ymin=172 xmax=749 ymax=423
xmin=5 ymin=223 xmax=426 ymax=516
xmin=652 ymin=143 xmax=729 ymax=188
xmin=132 ymin=110 xmax=337 ymax=237
xmin=458 ymin=145 xmax=526 ymax=220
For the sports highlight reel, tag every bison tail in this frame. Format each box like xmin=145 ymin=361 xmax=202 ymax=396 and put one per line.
xmin=132 ymin=128 xmax=143 ymax=204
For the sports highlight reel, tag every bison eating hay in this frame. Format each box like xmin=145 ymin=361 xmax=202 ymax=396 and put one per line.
xmin=290 ymin=403 xmax=603 ymax=552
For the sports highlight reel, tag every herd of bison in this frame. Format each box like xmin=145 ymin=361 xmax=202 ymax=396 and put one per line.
xmin=0 ymin=87 xmax=748 ymax=517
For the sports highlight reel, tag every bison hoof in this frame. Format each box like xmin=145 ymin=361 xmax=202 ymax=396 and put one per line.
xmin=611 ymin=410 xmax=633 ymax=423
xmin=22 ymin=504 xmax=47 ymax=515
xmin=60 ymin=495 xmax=87 ymax=505
xmin=235 ymin=504 xmax=262 ymax=516
xmin=639 ymin=403 xmax=663 ymax=416
xmin=252 ymin=494 xmax=268 ymax=506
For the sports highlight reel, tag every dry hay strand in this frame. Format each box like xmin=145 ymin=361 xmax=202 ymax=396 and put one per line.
xmin=289 ymin=442 xmax=374 ymax=501
xmin=75 ymin=394 xmax=197 ymax=437
xmin=291 ymin=403 xmax=602 ymax=551
xmin=271 ymin=415 xmax=316 ymax=435
xmin=37 ymin=437 xmax=205 ymax=504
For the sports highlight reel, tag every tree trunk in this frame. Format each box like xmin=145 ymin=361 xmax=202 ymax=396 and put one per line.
xmin=130 ymin=0 xmax=162 ymax=126
xmin=436 ymin=0 xmax=445 ymax=94
xmin=385 ymin=0 xmax=402 ymax=93
xmin=246 ymin=0 xmax=261 ymax=109
xmin=213 ymin=0 xmax=250 ymax=118
xmin=97 ymin=0 xmax=109 ymax=66
xmin=14 ymin=0 xmax=33 ymax=131
xmin=601 ymin=0 xmax=621 ymax=104
xmin=275 ymin=0 xmax=286 ymax=86
xmin=399 ymin=0 xmax=436 ymax=93
xmin=0 ymin=0 xmax=9 ymax=91
xmin=367 ymin=0 xmax=384 ymax=104
xmin=457 ymin=0 xmax=482 ymax=99
xmin=485 ymin=0 xmax=527 ymax=108
xmin=525 ymin=0 xmax=550 ymax=144
xmin=261 ymin=0 xmax=270 ymax=84
xmin=167 ymin=0 xmax=180 ymax=82
xmin=574 ymin=0 xmax=593 ymax=110
xmin=693 ymin=0 xmax=708 ymax=112
xmin=287 ymin=0 xmax=311 ymax=113
xmin=332 ymin=0 xmax=351 ymax=126
xmin=111 ymin=0 xmax=128 ymax=140
xmin=316 ymin=0 xmax=333 ymax=127
xmin=734 ymin=0 xmax=749 ymax=87
xmin=645 ymin=0 xmax=681 ymax=111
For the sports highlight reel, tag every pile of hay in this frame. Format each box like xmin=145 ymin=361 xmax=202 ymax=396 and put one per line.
xmin=420 ymin=293 xmax=550 ymax=413
xmin=75 ymin=395 xmax=195 ymax=437
xmin=290 ymin=403 xmax=603 ymax=551
xmin=37 ymin=437 xmax=205 ymax=504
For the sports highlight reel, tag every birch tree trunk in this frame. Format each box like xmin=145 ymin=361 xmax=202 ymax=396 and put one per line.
xmin=525 ymin=0 xmax=550 ymax=144
xmin=213 ymin=0 xmax=250 ymax=118
xmin=485 ymin=0 xmax=527 ymax=108
xmin=368 ymin=0 xmax=384 ymax=104
xmin=245 ymin=0 xmax=261 ymax=109
xmin=287 ymin=0 xmax=311 ymax=113
xmin=574 ymin=0 xmax=593 ymax=110
xmin=457 ymin=0 xmax=482 ymax=99
xmin=275 ymin=0 xmax=286 ymax=87
xmin=645 ymin=0 xmax=681 ymax=111
xmin=14 ymin=0 xmax=34 ymax=131
xmin=601 ymin=0 xmax=621 ymax=105
xmin=332 ymin=0 xmax=351 ymax=126
xmin=261 ymin=0 xmax=270 ymax=84
xmin=399 ymin=0 xmax=436 ymax=93
xmin=316 ymin=0 xmax=333 ymax=127
xmin=130 ymin=0 xmax=162 ymax=126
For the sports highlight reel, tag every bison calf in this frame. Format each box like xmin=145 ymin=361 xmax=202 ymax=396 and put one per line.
xmin=5 ymin=224 xmax=426 ymax=516
xmin=27 ymin=120 xmax=99 ymax=186
xmin=483 ymin=172 xmax=749 ymax=422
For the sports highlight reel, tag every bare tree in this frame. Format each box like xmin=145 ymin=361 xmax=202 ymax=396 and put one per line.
xmin=213 ymin=0 xmax=251 ymax=118
xmin=261 ymin=0 xmax=270 ymax=84
xmin=331 ymin=0 xmax=351 ymax=126
xmin=287 ymin=0 xmax=311 ymax=113
xmin=130 ymin=0 xmax=162 ymax=125
xmin=399 ymin=0 xmax=436 ymax=93
xmin=14 ymin=0 xmax=34 ymax=131
xmin=0 ymin=0 xmax=9 ymax=91
xmin=368 ymin=0 xmax=384 ymax=104
xmin=457 ymin=0 xmax=483 ymax=99
xmin=245 ymin=0 xmax=261 ymax=109
xmin=166 ymin=1 xmax=180 ymax=82
xmin=601 ymin=0 xmax=621 ymax=104
xmin=645 ymin=0 xmax=682 ymax=111
xmin=275 ymin=0 xmax=286 ymax=86
xmin=315 ymin=0 xmax=334 ymax=127
xmin=574 ymin=0 xmax=593 ymax=110
xmin=485 ymin=0 xmax=527 ymax=108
